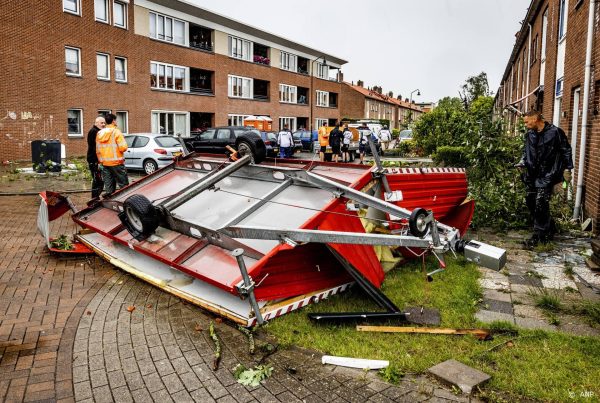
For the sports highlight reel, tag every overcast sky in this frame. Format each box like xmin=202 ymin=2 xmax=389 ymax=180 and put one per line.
xmin=188 ymin=0 xmax=528 ymax=103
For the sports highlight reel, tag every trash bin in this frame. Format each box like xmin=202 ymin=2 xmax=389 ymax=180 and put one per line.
xmin=32 ymin=140 xmax=62 ymax=173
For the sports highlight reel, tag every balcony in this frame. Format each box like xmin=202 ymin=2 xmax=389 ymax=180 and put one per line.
xmin=189 ymin=24 xmax=213 ymax=52
xmin=190 ymin=68 xmax=213 ymax=95
xmin=297 ymin=56 xmax=309 ymax=75
xmin=297 ymin=87 xmax=309 ymax=105
xmin=253 ymin=79 xmax=269 ymax=101
xmin=253 ymin=43 xmax=270 ymax=66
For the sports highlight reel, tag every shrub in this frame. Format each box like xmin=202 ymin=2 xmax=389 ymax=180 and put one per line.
xmin=396 ymin=140 xmax=416 ymax=156
xmin=433 ymin=146 xmax=468 ymax=166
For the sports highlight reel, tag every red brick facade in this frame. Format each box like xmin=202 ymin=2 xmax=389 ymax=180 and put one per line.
xmin=495 ymin=0 xmax=600 ymax=226
xmin=0 ymin=0 xmax=346 ymax=161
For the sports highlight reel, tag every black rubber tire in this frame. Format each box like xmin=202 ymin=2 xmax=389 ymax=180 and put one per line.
xmin=409 ymin=207 xmax=430 ymax=238
xmin=236 ymin=133 xmax=266 ymax=164
xmin=123 ymin=194 xmax=159 ymax=237
xmin=143 ymin=159 xmax=158 ymax=175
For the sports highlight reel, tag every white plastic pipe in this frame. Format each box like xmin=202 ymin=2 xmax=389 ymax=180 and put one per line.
xmin=525 ymin=24 xmax=532 ymax=111
xmin=322 ymin=355 xmax=389 ymax=370
xmin=573 ymin=0 xmax=596 ymax=220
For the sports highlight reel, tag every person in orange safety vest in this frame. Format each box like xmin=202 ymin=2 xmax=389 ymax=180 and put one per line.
xmin=96 ymin=113 xmax=129 ymax=197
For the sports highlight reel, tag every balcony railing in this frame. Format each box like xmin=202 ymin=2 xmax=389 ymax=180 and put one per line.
xmin=190 ymin=41 xmax=213 ymax=52
xmin=190 ymin=87 xmax=213 ymax=95
xmin=253 ymin=94 xmax=269 ymax=101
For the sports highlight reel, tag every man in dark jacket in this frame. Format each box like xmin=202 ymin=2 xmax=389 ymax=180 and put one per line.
xmin=87 ymin=116 xmax=106 ymax=199
xmin=329 ymin=123 xmax=343 ymax=163
xmin=518 ymin=110 xmax=573 ymax=247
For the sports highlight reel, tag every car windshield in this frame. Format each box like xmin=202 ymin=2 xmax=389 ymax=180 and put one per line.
xmin=155 ymin=136 xmax=181 ymax=147
xmin=267 ymin=133 xmax=277 ymax=141
xmin=293 ymin=132 xmax=301 ymax=139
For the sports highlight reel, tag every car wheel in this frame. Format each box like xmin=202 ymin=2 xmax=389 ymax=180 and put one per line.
xmin=121 ymin=194 xmax=160 ymax=239
xmin=236 ymin=133 xmax=266 ymax=164
xmin=143 ymin=159 xmax=158 ymax=175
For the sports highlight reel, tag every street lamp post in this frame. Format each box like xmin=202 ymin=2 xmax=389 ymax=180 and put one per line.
xmin=409 ymin=88 xmax=421 ymax=105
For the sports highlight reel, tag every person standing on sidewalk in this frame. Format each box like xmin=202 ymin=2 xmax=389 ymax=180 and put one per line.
xmin=342 ymin=125 xmax=353 ymax=162
xmin=329 ymin=123 xmax=343 ymax=163
xmin=277 ymin=124 xmax=293 ymax=158
xmin=517 ymin=110 xmax=573 ymax=247
xmin=379 ymin=125 xmax=391 ymax=153
xmin=357 ymin=123 xmax=373 ymax=165
xmin=86 ymin=116 xmax=106 ymax=199
xmin=318 ymin=122 xmax=329 ymax=161
xmin=96 ymin=113 xmax=129 ymax=197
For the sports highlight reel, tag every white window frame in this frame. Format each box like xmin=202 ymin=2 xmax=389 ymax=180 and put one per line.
xmin=115 ymin=56 xmax=127 ymax=82
xmin=151 ymin=110 xmax=188 ymax=136
xmin=279 ymin=84 xmax=297 ymax=104
xmin=280 ymin=51 xmax=297 ymax=72
xmin=228 ymin=75 xmax=253 ymax=99
xmin=150 ymin=61 xmax=188 ymax=92
xmin=316 ymin=90 xmax=329 ymax=107
xmin=228 ymin=35 xmax=253 ymax=62
xmin=558 ymin=0 xmax=567 ymax=41
xmin=228 ymin=114 xmax=249 ymax=126
xmin=279 ymin=117 xmax=297 ymax=132
xmin=113 ymin=0 xmax=128 ymax=29
xmin=149 ymin=11 xmax=186 ymax=45
xmin=555 ymin=77 xmax=564 ymax=97
xmin=96 ymin=53 xmax=110 ymax=81
xmin=67 ymin=109 xmax=83 ymax=138
xmin=116 ymin=111 xmax=128 ymax=134
xmin=63 ymin=0 xmax=81 ymax=15
xmin=94 ymin=0 xmax=109 ymax=23
xmin=65 ymin=46 xmax=81 ymax=77
xmin=316 ymin=62 xmax=328 ymax=79
xmin=541 ymin=9 xmax=548 ymax=61
xmin=315 ymin=118 xmax=327 ymax=129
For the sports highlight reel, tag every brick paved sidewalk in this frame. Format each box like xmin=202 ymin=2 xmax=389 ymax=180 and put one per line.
xmin=0 ymin=190 xmax=476 ymax=402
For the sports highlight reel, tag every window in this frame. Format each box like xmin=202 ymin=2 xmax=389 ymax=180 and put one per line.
xmin=65 ymin=47 xmax=81 ymax=76
xmin=558 ymin=0 xmax=567 ymax=40
xmin=316 ymin=90 xmax=329 ymax=107
xmin=94 ymin=0 xmax=108 ymax=22
xmin=228 ymin=75 xmax=253 ymax=99
xmin=280 ymin=51 xmax=297 ymax=72
xmin=96 ymin=53 xmax=110 ymax=80
xmin=151 ymin=62 xmax=187 ymax=91
xmin=67 ymin=109 xmax=83 ymax=137
xmin=228 ymin=114 xmax=248 ymax=126
xmin=228 ymin=35 xmax=252 ymax=61
xmin=279 ymin=117 xmax=297 ymax=132
xmin=113 ymin=1 xmax=127 ymax=28
xmin=532 ymin=34 xmax=538 ymax=64
xmin=555 ymin=77 xmax=564 ymax=97
xmin=115 ymin=57 xmax=127 ymax=82
xmin=541 ymin=9 xmax=548 ymax=60
xmin=63 ymin=0 xmax=80 ymax=15
xmin=151 ymin=111 xmax=187 ymax=136
xmin=279 ymin=84 xmax=297 ymax=103
xmin=97 ymin=109 xmax=111 ymax=116
xmin=149 ymin=12 xmax=185 ymax=45
xmin=315 ymin=118 xmax=327 ymax=128
xmin=116 ymin=111 xmax=128 ymax=134
xmin=316 ymin=63 xmax=328 ymax=79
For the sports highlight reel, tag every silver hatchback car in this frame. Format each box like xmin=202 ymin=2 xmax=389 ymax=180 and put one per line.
xmin=124 ymin=133 xmax=184 ymax=174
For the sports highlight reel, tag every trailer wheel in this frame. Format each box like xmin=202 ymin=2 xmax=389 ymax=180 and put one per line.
xmin=122 ymin=194 xmax=160 ymax=238
xmin=409 ymin=208 xmax=430 ymax=238
xmin=236 ymin=133 xmax=266 ymax=164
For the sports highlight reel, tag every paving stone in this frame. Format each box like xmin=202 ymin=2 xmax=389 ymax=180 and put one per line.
xmin=515 ymin=317 xmax=557 ymax=331
xmin=93 ymin=384 xmax=113 ymax=403
xmin=483 ymin=289 xmax=512 ymax=303
xmin=190 ymin=387 xmax=217 ymax=403
xmin=513 ymin=304 xmax=546 ymax=320
xmin=112 ymin=385 xmax=134 ymax=403
xmin=509 ymin=274 xmax=543 ymax=287
xmin=478 ymin=279 xmax=510 ymax=292
xmin=428 ymin=359 xmax=490 ymax=394
xmin=480 ymin=299 xmax=513 ymax=314
xmin=131 ymin=387 xmax=152 ymax=403
xmin=474 ymin=310 xmax=515 ymax=324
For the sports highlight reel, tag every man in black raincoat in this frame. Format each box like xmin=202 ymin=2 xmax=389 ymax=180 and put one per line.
xmin=518 ymin=110 xmax=573 ymax=247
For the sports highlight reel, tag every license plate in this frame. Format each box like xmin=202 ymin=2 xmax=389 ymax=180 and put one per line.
xmin=172 ymin=151 xmax=182 ymax=157
xmin=274 ymin=148 xmax=279 ymax=153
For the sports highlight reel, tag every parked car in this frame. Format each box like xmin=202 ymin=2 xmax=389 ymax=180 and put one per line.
xmin=260 ymin=132 xmax=279 ymax=157
xmin=183 ymin=126 xmax=267 ymax=162
xmin=293 ymin=130 xmax=316 ymax=152
xmin=399 ymin=129 xmax=414 ymax=142
xmin=124 ymin=133 xmax=184 ymax=175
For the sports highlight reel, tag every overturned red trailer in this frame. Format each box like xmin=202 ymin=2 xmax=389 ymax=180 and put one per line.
xmin=39 ymin=147 xmax=505 ymax=326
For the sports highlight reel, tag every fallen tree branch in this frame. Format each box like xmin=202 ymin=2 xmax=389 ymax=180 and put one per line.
xmin=209 ymin=321 xmax=221 ymax=370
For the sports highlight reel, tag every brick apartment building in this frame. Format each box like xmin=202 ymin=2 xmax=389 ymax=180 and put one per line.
xmin=0 ymin=0 xmax=347 ymax=162
xmin=494 ymin=0 xmax=600 ymax=227
xmin=340 ymin=81 xmax=424 ymax=129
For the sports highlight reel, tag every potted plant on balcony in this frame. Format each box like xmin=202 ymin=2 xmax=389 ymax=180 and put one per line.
xmin=253 ymin=55 xmax=270 ymax=65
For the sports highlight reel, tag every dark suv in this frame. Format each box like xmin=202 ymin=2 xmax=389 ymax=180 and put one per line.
xmin=184 ymin=126 xmax=266 ymax=162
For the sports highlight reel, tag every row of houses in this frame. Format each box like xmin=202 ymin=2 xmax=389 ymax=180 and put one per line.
xmin=0 ymin=0 xmax=424 ymax=162
xmin=493 ymin=0 xmax=599 ymax=226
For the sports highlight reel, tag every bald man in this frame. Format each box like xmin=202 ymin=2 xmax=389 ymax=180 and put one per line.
xmin=87 ymin=116 xmax=106 ymax=199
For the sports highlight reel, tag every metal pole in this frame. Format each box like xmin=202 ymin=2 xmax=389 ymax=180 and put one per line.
xmin=368 ymin=136 xmax=392 ymax=194
xmin=231 ymin=248 xmax=264 ymax=325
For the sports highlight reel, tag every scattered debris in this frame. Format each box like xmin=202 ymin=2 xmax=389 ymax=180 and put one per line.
xmin=50 ymin=234 xmax=74 ymax=250
xmin=238 ymin=325 xmax=255 ymax=354
xmin=257 ymin=342 xmax=277 ymax=365
xmin=321 ymin=355 xmax=389 ymax=370
xmin=357 ymin=325 xmax=491 ymax=340
xmin=233 ymin=363 xmax=274 ymax=387
xmin=428 ymin=359 xmax=491 ymax=394
xmin=146 ymin=304 xmax=152 ymax=309
xmin=86 ymin=310 xmax=92 ymax=315
xmin=194 ymin=323 xmax=203 ymax=332
xmin=209 ymin=321 xmax=221 ymax=370
xmin=126 ymin=305 xmax=135 ymax=313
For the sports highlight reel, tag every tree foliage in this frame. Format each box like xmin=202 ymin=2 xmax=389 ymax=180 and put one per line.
xmin=412 ymin=73 xmax=527 ymax=229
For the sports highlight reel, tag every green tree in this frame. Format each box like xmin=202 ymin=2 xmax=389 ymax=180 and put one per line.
xmin=459 ymin=72 xmax=490 ymax=110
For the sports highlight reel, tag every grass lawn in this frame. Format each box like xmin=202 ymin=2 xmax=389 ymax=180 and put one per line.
xmin=264 ymin=256 xmax=600 ymax=401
